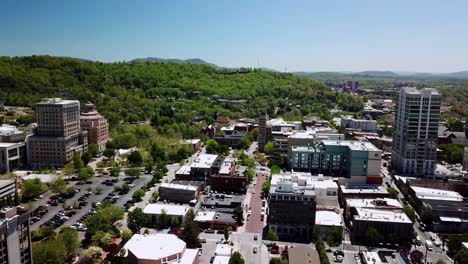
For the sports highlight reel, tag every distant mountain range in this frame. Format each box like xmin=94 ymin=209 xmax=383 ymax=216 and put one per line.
xmin=130 ymin=57 xmax=468 ymax=80
xmin=131 ymin=57 xmax=218 ymax=68
xmin=295 ymin=70 xmax=468 ymax=80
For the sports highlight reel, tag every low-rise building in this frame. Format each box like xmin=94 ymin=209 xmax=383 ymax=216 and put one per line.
xmin=80 ymin=103 xmax=109 ymax=152
xmin=123 ymin=233 xmax=199 ymax=264
xmin=143 ymin=204 xmax=190 ymax=226
xmin=214 ymin=244 xmax=233 ymax=257
xmin=351 ymin=208 xmax=412 ymax=244
xmin=159 ymin=182 xmax=200 ymax=204
xmin=194 ymin=210 xmax=237 ymax=230
xmin=0 ymin=207 xmax=33 ymax=264
xmin=288 ymin=245 xmax=320 ymax=264
xmin=209 ymin=158 xmax=247 ymax=193
xmin=338 ymin=184 xmax=389 ymax=207
xmin=190 ymin=154 xmax=219 ymax=181
xmin=181 ymin=139 xmax=202 ymax=152
xmin=214 ymin=123 xmax=251 ymax=147
xmin=340 ymin=115 xmax=378 ymax=132
xmin=315 ymin=210 xmax=343 ymax=239
xmin=202 ymin=194 xmax=244 ymax=209
xmin=267 ymin=181 xmax=316 ymax=242
xmin=290 ymin=140 xmax=382 ymax=184
xmin=0 ymin=125 xmax=27 ymax=173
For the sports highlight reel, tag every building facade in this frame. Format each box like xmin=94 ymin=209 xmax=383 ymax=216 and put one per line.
xmin=0 ymin=125 xmax=27 ymax=173
xmin=267 ymin=181 xmax=316 ymax=242
xmin=392 ymin=87 xmax=441 ymax=177
xmin=0 ymin=180 xmax=17 ymax=208
xmin=28 ymin=98 xmax=88 ymax=167
xmin=0 ymin=207 xmax=32 ymax=264
xmin=290 ymin=140 xmax=382 ymax=184
xmin=258 ymin=111 xmax=268 ymax=152
xmin=340 ymin=116 xmax=378 ymax=132
xmin=80 ymin=103 xmax=109 ymax=152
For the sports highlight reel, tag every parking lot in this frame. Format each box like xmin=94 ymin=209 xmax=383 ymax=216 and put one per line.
xmin=30 ymin=173 xmax=152 ymax=232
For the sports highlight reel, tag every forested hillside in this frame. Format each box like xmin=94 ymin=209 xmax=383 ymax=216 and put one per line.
xmin=0 ymin=56 xmax=362 ymax=134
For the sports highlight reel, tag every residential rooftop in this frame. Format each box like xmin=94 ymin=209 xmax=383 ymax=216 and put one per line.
xmin=270 ymin=172 xmax=338 ymax=191
xmin=322 ymin=140 xmax=380 ymax=151
xmin=354 ymin=208 xmax=412 ymax=224
xmin=143 ymin=203 xmax=190 ymax=216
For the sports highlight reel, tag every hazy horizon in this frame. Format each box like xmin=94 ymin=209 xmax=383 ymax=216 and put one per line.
xmin=2 ymin=0 xmax=468 ymax=72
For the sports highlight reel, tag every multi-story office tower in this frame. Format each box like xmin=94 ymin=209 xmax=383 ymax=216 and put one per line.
xmin=290 ymin=140 xmax=382 ymax=184
xmin=258 ymin=111 xmax=268 ymax=152
xmin=267 ymin=181 xmax=316 ymax=242
xmin=392 ymin=87 xmax=441 ymax=177
xmin=0 ymin=180 xmax=17 ymax=208
xmin=28 ymin=98 xmax=88 ymax=167
xmin=0 ymin=207 xmax=32 ymax=264
xmin=80 ymin=103 xmax=109 ymax=152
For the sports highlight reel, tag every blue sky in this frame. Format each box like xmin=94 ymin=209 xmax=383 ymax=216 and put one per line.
xmin=1 ymin=0 xmax=468 ymax=72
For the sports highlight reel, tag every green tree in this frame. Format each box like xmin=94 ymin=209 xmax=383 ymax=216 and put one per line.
xmin=58 ymin=226 xmax=80 ymax=257
xmin=132 ymin=189 xmax=145 ymax=202
xmin=110 ymin=166 xmax=121 ymax=177
xmin=50 ymin=176 xmax=67 ymax=193
xmin=247 ymin=168 xmax=255 ymax=183
xmin=421 ymin=208 xmax=433 ymax=227
xmin=62 ymin=162 xmax=74 ymax=178
xmin=32 ymin=238 xmax=67 ymax=264
xmin=267 ymin=228 xmax=279 ymax=241
xmin=121 ymin=229 xmax=133 ymax=243
xmin=455 ymin=249 xmax=468 ymax=264
xmin=22 ymin=178 xmax=47 ymax=200
xmin=403 ymin=205 xmax=416 ymax=222
xmin=87 ymin=143 xmax=99 ymax=158
xmin=435 ymin=260 xmax=447 ymax=264
xmin=233 ymin=207 xmax=244 ymax=226
xmin=179 ymin=209 xmax=200 ymax=248
xmin=264 ymin=141 xmax=274 ymax=155
xmin=78 ymin=166 xmax=95 ymax=181
xmin=83 ymin=246 xmax=103 ymax=261
xmin=128 ymin=150 xmax=144 ymax=166
xmin=239 ymin=136 xmax=251 ymax=150
xmin=387 ymin=187 xmax=399 ymax=199
xmin=92 ymin=231 xmax=114 ymax=247
xmin=103 ymin=149 xmax=115 ymax=159
xmin=81 ymin=152 xmax=91 ymax=165
xmin=269 ymin=257 xmax=288 ymax=264
xmin=72 ymin=152 xmax=84 ymax=172
xmin=224 ymin=225 xmax=230 ymax=241
xmin=127 ymin=207 xmax=149 ymax=233
xmin=126 ymin=167 xmax=141 ymax=177
xmin=229 ymin=252 xmax=245 ymax=264
xmin=170 ymin=215 xmax=180 ymax=227
xmin=157 ymin=209 xmax=169 ymax=228
xmin=85 ymin=206 xmax=124 ymax=237
xmin=326 ymin=226 xmax=342 ymax=246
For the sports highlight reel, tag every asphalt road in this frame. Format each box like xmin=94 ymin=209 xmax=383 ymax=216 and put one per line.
xmin=245 ymin=170 xmax=267 ymax=233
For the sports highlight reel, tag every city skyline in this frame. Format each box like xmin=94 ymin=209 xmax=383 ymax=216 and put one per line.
xmin=2 ymin=0 xmax=468 ymax=72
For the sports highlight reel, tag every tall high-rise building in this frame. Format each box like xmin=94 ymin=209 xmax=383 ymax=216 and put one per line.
xmin=258 ymin=111 xmax=268 ymax=152
xmin=392 ymin=87 xmax=441 ymax=177
xmin=80 ymin=103 xmax=109 ymax=152
xmin=28 ymin=98 xmax=88 ymax=167
xmin=0 ymin=207 xmax=33 ymax=264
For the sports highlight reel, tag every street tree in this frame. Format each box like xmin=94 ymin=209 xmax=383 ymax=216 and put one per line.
xmin=59 ymin=226 xmax=80 ymax=257
xmin=229 ymin=252 xmax=245 ymax=264
xmin=50 ymin=177 xmax=67 ymax=193
xmin=179 ymin=209 xmax=200 ymax=248
xmin=72 ymin=152 xmax=84 ymax=172
xmin=32 ymin=238 xmax=67 ymax=264
xmin=267 ymin=228 xmax=279 ymax=241
xmin=127 ymin=208 xmax=149 ymax=233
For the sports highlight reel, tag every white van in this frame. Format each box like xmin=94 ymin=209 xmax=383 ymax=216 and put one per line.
xmin=425 ymin=240 xmax=433 ymax=251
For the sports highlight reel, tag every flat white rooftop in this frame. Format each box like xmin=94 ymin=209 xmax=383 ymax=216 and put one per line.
xmin=21 ymin=174 xmax=57 ymax=184
xmin=195 ymin=210 xmax=216 ymax=222
xmin=315 ymin=210 xmax=342 ymax=227
xmin=361 ymin=251 xmax=383 ymax=264
xmin=176 ymin=165 xmax=192 ymax=175
xmin=322 ymin=140 xmax=380 ymax=151
xmin=124 ymin=234 xmax=192 ymax=261
xmin=143 ymin=203 xmax=190 ymax=216
xmin=346 ymin=198 xmax=403 ymax=209
xmin=0 ymin=124 xmax=22 ymax=136
xmin=340 ymin=185 xmax=388 ymax=195
xmin=271 ymin=172 xmax=337 ymax=190
xmin=159 ymin=183 xmax=197 ymax=191
xmin=38 ymin=98 xmax=79 ymax=105
xmin=411 ymin=186 xmax=463 ymax=202
xmin=354 ymin=208 xmax=411 ymax=224
xmin=183 ymin=139 xmax=201 ymax=145
xmin=215 ymin=244 xmax=233 ymax=256
xmin=213 ymin=256 xmax=230 ymax=264
xmin=0 ymin=142 xmax=22 ymax=148
xmin=192 ymin=154 xmax=218 ymax=168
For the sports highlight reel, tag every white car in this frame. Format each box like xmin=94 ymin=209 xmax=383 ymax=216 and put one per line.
xmin=253 ymin=181 xmax=257 ymax=185
xmin=247 ymin=210 xmax=252 ymax=215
